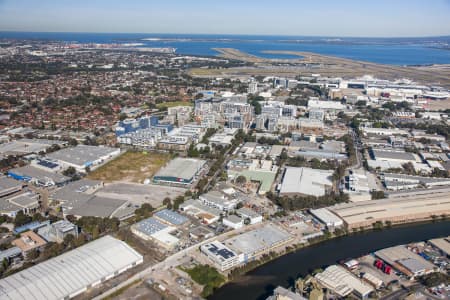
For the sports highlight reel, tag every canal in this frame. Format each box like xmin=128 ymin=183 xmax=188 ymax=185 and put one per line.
xmin=209 ymin=221 xmax=450 ymax=300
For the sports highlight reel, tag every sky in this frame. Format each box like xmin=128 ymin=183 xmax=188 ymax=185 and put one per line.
xmin=0 ymin=0 xmax=450 ymax=37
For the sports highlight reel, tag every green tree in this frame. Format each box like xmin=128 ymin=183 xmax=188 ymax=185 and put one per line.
xmin=14 ymin=211 xmax=32 ymax=227
xmin=62 ymin=166 xmax=77 ymax=177
xmin=163 ymin=197 xmax=172 ymax=209
xmin=235 ymin=175 xmax=247 ymax=185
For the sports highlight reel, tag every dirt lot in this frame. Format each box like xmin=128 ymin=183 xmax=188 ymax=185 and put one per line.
xmin=111 ymin=282 xmax=168 ymax=300
xmin=426 ymin=98 xmax=450 ymax=111
xmin=88 ymin=151 xmax=171 ymax=183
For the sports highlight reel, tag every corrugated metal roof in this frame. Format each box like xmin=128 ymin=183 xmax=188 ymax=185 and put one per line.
xmin=0 ymin=235 xmax=142 ymax=300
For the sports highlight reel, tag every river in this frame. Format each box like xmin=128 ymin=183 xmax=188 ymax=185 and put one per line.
xmin=209 ymin=221 xmax=450 ymax=300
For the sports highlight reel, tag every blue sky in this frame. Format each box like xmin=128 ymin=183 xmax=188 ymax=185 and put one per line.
xmin=0 ymin=0 xmax=449 ymax=37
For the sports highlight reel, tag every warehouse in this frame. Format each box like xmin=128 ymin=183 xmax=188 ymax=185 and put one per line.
xmin=279 ymin=167 xmax=333 ymax=197
xmin=200 ymin=240 xmax=240 ymax=271
xmin=0 ymin=235 xmax=143 ymax=300
xmin=199 ymin=191 xmax=238 ymax=211
xmin=361 ymin=127 xmax=409 ymax=137
xmin=223 ymin=215 xmax=244 ymax=229
xmin=47 ymin=145 xmax=121 ymax=173
xmin=0 ymin=138 xmax=67 ymax=156
xmin=179 ymin=199 xmax=222 ymax=224
xmin=153 ymin=157 xmax=206 ymax=187
xmin=154 ymin=209 xmax=188 ymax=226
xmin=8 ymin=165 xmax=70 ymax=187
xmin=428 ymin=236 xmax=450 ymax=257
xmin=131 ymin=217 xmax=179 ymax=250
xmin=51 ymin=180 xmax=131 ymax=219
xmin=224 ymin=224 xmax=293 ymax=263
xmin=330 ymin=196 xmax=450 ymax=229
xmin=309 ymin=208 xmax=344 ymax=230
xmin=315 ymin=265 xmax=373 ymax=299
xmin=382 ymin=173 xmax=450 ymax=191
xmin=0 ymin=192 xmax=40 ymax=217
xmin=236 ymin=207 xmax=263 ymax=224
xmin=374 ymin=245 xmax=436 ymax=278
xmin=308 ymin=100 xmax=346 ymax=112
xmin=0 ymin=177 xmax=24 ymax=198
xmin=371 ymin=149 xmax=419 ymax=163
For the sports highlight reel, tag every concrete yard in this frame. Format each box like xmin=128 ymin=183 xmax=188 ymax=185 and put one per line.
xmin=96 ymin=182 xmax=186 ymax=208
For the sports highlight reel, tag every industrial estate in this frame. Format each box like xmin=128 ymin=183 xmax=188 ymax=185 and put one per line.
xmin=0 ymin=32 xmax=449 ymax=300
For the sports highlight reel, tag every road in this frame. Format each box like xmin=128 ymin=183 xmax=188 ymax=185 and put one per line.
xmin=349 ymin=128 xmax=363 ymax=170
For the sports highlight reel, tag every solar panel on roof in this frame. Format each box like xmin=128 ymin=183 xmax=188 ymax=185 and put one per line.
xmin=37 ymin=160 xmax=59 ymax=169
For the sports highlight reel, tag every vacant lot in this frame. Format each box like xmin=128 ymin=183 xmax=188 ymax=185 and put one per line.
xmin=96 ymin=182 xmax=186 ymax=207
xmin=88 ymin=151 xmax=171 ymax=183
xmin=426 ymin=98 xmax=450 ymax=111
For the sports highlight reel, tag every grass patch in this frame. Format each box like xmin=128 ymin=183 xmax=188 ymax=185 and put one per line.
xmin=87 ymin=151 xmax=171 ymax=183
xmin=182 ymin=264 xmax=226 ymax=298
xmin=155 ymin=101 xmax=193 ymax=109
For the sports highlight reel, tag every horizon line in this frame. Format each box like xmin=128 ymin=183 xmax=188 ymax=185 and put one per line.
xmin=1 ymin=30 xmax=450 ymax=40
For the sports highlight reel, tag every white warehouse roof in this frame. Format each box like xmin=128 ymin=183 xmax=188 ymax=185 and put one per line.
xmin=280 ymin=167 xmax=333 ymax=197
xmin=0 ymin=235 xmax=143 ymax=300
xmin=310 ymin=208 xmax=344 ymax=227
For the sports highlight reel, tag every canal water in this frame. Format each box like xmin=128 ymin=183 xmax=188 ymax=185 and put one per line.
xmin=209 ymin=221 xmax=450 ymax=300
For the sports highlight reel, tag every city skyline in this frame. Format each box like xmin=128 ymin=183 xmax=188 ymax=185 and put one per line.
xmin=1 ymin=0 xmax=450 ymax=37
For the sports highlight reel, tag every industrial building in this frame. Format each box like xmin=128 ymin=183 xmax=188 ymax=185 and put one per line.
xmin=153 ymin=157 xmax=206 ymax=187
xmin=428 ymin=236 xmax=450 ymax=257
xmin=374 ymin=245 xmax=436 ymax=278
xmin=223 ymin=224 xmax=293 ymax=263
xmin=8 ymin=165 xmax=70 ymax=187
xmin=131 ymin=217 xmax=179 ymax=250
xmin=37 ymin=220 xmax=78 ymax=243
xmin=308 ymin=100 xmax=346 ymax=112
xmin=309 ymin=208 xmax=344 ymax=230
xmin=13 ymin=220 xmax=49 ymax=235
xmin=200 ymin=240 xmax=240 ymax=271
xmin=279 ymin=167 xmax=333 ymax=197
xmin=179 ymin=199 xmax=222 ymax=224
xmin=236 ymin=207 xmax=263 ymax=224
xmin=268 ymin=286 xmax=307 ymax=300
xmin=360 ymin=127 xmax=409 ymax=137
xmin=370 ymin=149 xmax=420 ymax=164
xmin=0 ymin=235 xmax=143 ymax=300
xmin=0 ymin=138 xmax=67 ymax=156
xmin=0 ymin=177 xmax=24 ymax=198
xmin=315 ymin=265 xmax=373 ymax=299
xmin=154 ymin=209 xmax=188 ymax=226
xmin=199 ymin=191 xmax=238 ymax=212
xmin=0 ymin=247 xmax=22 ymax=265
xmin=47 ymin=145 xmax=120 ymax=173
xmin=330 ymin=196 xmax=450 ymax=229
xmin=12 ymin=231 xmax=47 ymax=258
xmin=223 ymin=215 xmax=244 ymax=229
xmin=0 ymin=176 xmax=40 ymax=218
xmin=51 ymin=179 xmax=133 ymax=220
xmin=381 ymin=173 xmax=450 ymax=191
